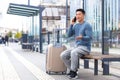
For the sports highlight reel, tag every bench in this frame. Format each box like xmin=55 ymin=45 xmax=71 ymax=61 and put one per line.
xmin=81 ymin=53 xmax=120 ymax=75
xmin=22 ymin=43 xmax=34 ymax=50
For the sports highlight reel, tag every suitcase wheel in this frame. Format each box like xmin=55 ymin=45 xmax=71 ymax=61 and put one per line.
xmin=46 ymin=71 xmax=51 ymax=74
xmin=46 ymin=71 xmax=66 ymax=75
xmin=62 ymin=72 xmax=66 ymax=75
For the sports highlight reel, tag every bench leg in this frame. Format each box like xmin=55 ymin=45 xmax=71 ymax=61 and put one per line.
xmin=94 ymin=59 xmax=98 ymax=75
xmin=103 ymin=61 xmax=109 ymax=75
xmin=84 ymin=59 xmax=89 ymax=68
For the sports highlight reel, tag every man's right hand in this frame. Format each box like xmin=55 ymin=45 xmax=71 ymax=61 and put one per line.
xmin=71 ymin=17 xmax=76 ymax=25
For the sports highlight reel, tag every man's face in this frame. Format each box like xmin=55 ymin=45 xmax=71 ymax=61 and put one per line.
xmin=76 ymin=11 xmax=85 ymax=22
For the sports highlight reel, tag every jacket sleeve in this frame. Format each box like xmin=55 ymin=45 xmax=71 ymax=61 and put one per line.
xmin=67 ymin=24 xmax=75 ymax=37
xmin=82 ymin=24 xmax=92 ymax=41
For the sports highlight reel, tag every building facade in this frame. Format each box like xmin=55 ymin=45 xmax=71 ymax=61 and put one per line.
xmin=70 ymin=0 xmax=119 ymax=47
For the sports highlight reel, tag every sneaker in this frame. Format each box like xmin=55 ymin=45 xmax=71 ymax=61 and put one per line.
xmin=66 ymin=71 xmax=72 ymax=75
xmin=69 ymin=71 xmax=78 ymax=79
xmin=66 ymin=72 xmax=71 ymax=75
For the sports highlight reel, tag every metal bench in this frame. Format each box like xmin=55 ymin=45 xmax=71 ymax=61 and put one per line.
xmin=81 ymin=53 xmax=120 ymax=75
xmin=22 ymin=43 xmax=34 ymax=50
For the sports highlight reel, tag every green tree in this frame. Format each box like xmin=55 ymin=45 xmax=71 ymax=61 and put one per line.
xmin=7 ymin=31 xmax=12 ymax=37
xmin=14 ymin=32 xmax=22 ymax=39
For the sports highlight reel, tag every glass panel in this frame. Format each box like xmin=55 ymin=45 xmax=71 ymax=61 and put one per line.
xmin=85 ymin=0 xmax=120 ymax=54
xmin=70 ymin=0 xmax=82 ymax=19
xmin=109 ymin=0 xmax=120 ymax=54
xmin=51 ymin=8 xmax=58 ymax=16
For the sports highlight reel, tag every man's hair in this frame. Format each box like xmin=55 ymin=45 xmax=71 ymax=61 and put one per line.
xmin=76 ymin=9 xmax=85 ymax=14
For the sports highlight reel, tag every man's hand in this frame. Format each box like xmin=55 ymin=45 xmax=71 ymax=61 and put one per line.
xmin=76 ymin=35 xmax=83 ymax=40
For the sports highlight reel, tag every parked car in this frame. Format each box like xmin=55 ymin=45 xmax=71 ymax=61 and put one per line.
xmin=14 ymin=39 xmax=19 ymax=43
xmin=0 ymin=36 xmax=2 ymax=44
xmin=0 ymin=39 xmax=2 ymax=44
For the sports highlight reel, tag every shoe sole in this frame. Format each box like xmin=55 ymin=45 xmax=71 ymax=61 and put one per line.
xmin=68 ymin=75 xmax=79 ymax=79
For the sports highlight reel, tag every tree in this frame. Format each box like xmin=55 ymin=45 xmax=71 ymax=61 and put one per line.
xmin=14 ymin=32 xmax=22 ymax=39
xmin=7 ymin=31 xmax=12 ymax=37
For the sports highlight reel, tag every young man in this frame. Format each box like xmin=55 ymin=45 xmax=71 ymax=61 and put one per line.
xmin=60 ymin=9 xmax=92 ymax=78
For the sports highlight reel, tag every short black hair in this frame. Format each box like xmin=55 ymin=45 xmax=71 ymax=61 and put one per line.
xmin=76 ymin=9 xmax=85 ymax=14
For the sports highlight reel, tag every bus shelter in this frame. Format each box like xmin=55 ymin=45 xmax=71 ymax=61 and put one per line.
xmin=7 ymin=3 xmax=45 ymax=53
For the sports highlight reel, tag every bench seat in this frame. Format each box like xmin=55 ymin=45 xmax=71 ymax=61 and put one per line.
xmin=81 ymin=53 xmax=120 ymax=75
xmin=22 ymin=43 xmax=34 ymax=50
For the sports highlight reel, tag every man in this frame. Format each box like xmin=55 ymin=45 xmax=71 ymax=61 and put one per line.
xmin=5 ymin=35 xmax=9 ymax=46
xmin=60 ymin=9 xmax=92 ymax=79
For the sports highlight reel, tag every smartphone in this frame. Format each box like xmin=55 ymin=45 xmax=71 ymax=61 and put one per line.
xmin=72 ymin=16 xmax=76 ymax=22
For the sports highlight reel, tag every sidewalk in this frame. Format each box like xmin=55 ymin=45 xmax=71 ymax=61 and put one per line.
xmin=0 ymin=43 xmax=120 ymax=80
xmin=91 ymin=47 xmax=120 ymax=55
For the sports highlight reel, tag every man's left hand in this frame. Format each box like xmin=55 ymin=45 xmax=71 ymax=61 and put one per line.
xmin=76 ymin=35 xmax=83 ymax=40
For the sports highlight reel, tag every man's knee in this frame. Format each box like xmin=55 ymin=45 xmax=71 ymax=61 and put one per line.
xmin=71 ymin=50 xmax=78 ymax=56
xmin=60 ymin=50 xmax=70 ymax=61
xmin=60 ymin=51 xmax=66 ymax=60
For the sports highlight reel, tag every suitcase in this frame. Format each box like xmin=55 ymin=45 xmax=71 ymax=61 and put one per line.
xmin=46 ymin=28 xmax=67 ymax=74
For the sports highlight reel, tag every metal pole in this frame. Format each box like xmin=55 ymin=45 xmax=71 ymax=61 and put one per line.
xmin=28 ymin=0 xmax=30 ymax=5
xmin=39 ymin=7 xmax=45 ymax=53
xmin=101 ymin=0 xmax=104 ymax=69
xmin=83 ymin=0 xmax=84 ymax=9
xmin=47 ymin=31 xmax=50 ymax=44
xmin=82 ymin=0 xmax=89 ymax=69
xmin=66 ymin=0 xmax=68 ymax=28
xmin=57 ymin=30 xmax=60 ymax=43
xmin=102 ymin=0 xmax=104 ymax=55
xmin=102 ymin=0 xmax=109 ymax=75
xmin=32 ymin=16 xmax=34 ymax=36
xmin=39 ymin=7 xmax=42 ymax=53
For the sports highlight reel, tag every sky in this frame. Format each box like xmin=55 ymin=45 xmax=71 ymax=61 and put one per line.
xmin=0 ymin=0 xmax=40 ymax=31
xmin=0 ymin=0 xmax=66 ymax=31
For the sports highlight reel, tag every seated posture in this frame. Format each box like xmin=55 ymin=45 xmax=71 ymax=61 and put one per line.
xmin=60 ymin=9 xmax=92 ymax=79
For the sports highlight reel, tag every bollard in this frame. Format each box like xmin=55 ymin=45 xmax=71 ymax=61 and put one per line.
xmin=36 ymin=47 xmax=38 ymax=52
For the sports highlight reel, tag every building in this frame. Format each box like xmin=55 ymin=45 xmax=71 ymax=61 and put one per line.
xmin=70 ymin=0 xmax=120 ymax=47
xmin=0 ymin=12 xmax=2 ymax=26
xmin=21 ymin=1 xmax=70 ymax=44
xmin=0 ymin=27 xmax=18 ymax=38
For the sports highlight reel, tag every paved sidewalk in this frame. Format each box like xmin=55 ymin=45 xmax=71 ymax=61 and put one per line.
xmin=91 ymin=47 xmax=120 ymax=55
xmin=0 ymin=43 xmax=120 ymax=80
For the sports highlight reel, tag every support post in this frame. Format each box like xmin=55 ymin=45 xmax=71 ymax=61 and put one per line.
xmin=47 ymin=31 xmax=50 ymax=44
xmin=83 ymin=0 xmax=89 ymax=69
xmin=66 ymin=0 xmax=68 ymax=28
xmin=102 ymin=0 xmax=109 ymax=74
xmin=94 ymin=59 xmax=98 ymax=75
xmin=39 ymin=7 xmax=45 ymax=53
